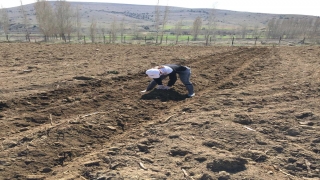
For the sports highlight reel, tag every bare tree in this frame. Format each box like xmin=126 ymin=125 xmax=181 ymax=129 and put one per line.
xmin=154 ymin=0 xmax=160 ymax=43
xmin=275 ymin=19 xmax=284 ymax=38
xmin=55 ymin=0 xmax=74 ymax=42
xmin=310 ymin=17 xmax=320 ymax=41
xmin=240 ymin=23 xmax=247 ymax=39
xmin=101 ymin=26 xmax=106 ymax=37
xmin=1 ymin=6 xmax=10 ymax=41
xmin=174 ymin=18 xmax=183 ymax=44
xmin=192 ymin=16 xmax=202 ymax=41
xmin=20 ymin=0 xmax=30 ymax=41
xmin=131 ymin=21 xmax=140 ymax=40
xmin=266 ymin=18 xmax=275 ymax=38
xmin=101 ymin=25 xmax=106 ymax=43
xmin=34 ymin=0 xmax=53 ymax=41
xmin=252 ymin=25 xmax=260 ymax=38
xmin=110 ymin=17 xmax=118 ymax=43
xmin=298 ymin=19 xmax=310 ymax=38
xmin=75 ymin=5 xmax=82 ymax=41
xmin=204 ymin=8 xmax=215 ymax=46
xmin=277 ymin=18 xmax=308 ymax=39
xmin=305 ymin=18 xmax=314 ymax=38
xmin=89 ymin=18 xmax=97 ymax=43
xmin=119 ymin=17 xmax=125 ymax=43
xmin=159 ymin=5 xmax=169 ymax=44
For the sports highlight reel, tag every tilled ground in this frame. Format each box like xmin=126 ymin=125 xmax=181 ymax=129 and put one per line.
xmin=0 ymin=43 xmax=319 ymax=180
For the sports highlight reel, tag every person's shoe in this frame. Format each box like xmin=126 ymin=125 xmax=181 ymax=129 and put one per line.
xmin=188 ymin=93 xmax=195 ymax=98
xmin=140 ymin=90 xmax=147 ymax=94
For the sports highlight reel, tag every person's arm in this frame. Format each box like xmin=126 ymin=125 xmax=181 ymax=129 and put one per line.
xmin=143 ymin=75 xmax=168 ymax=93
xmin=154 ymin=78 xmax=163 ymax=85
xmin=167 ymin=73 xmax=177 ymax=87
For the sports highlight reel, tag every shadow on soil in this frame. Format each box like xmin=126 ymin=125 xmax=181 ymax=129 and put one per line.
xmin=0 ymin=101 xmax=9 ymax=110
xmin=140 ymin=89 xmax=187 ymax=102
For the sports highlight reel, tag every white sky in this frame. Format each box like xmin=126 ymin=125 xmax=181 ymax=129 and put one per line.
xmin=1 ymin=0 xmax=320 ymax=16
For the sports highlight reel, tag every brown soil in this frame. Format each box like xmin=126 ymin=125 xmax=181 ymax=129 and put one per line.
xmin=0 ymin=43 xmax=319 ymax=180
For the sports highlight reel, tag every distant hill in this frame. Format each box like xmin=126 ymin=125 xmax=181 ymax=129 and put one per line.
xmin=1 ymin=2 xmax=316 ymax=35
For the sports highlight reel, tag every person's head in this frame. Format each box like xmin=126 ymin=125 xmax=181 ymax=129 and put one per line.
xmin=146 ymin=68 xmax=160 ymax=78
xmin=154 ymin=65 xmax=164 ymax=69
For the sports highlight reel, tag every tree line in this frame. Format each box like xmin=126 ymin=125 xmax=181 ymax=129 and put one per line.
xmin=0 ymin=0 xmax=319 ymax=44
xmin=266 ymin=18 xmax=320 ymax=41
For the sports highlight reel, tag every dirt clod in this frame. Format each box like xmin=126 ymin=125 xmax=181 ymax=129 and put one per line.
xmin=207 ymin=156 xmax=247 ymax=172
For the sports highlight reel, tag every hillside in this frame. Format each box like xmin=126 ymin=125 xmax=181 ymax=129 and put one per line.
xmin=2 ymin=2 xmax=316 ymax=34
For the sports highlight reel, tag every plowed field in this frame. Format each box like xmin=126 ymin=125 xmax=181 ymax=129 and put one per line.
xmin=0 ymin=43 xmax=319 ymax=180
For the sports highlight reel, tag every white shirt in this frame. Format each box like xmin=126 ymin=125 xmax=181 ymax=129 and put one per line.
xmin=159 ymin=66 xmax=173 ymax=75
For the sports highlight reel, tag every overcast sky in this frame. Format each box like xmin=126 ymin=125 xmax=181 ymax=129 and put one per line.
xmin=1 ymin=0 xmax=319 ymax=16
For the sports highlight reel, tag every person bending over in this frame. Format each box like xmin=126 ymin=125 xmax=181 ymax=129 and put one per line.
xmin=141 ymin=64 xmax=195 ymax=97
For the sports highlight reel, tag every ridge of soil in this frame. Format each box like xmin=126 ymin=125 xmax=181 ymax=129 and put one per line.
xmin=0 ymin=43 xmax=319 ymax=180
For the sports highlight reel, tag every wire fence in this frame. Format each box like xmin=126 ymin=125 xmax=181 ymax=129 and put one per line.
xmin=0 ymin=34 xmax=312 ymax=46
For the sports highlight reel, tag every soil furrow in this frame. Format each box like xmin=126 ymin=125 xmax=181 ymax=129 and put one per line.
xmin=0 ymin=47 xmax=267 ymax=179
xmin=1 ymin=44 xmax=318 ymax=180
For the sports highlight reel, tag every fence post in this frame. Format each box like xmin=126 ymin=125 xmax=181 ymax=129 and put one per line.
xmin=278 ymin=36 xmax=282 ymax=45
xmin=145 ymin=36 xmax=147 ymax=44
xmin=232 ymin=36 xmax=234 ymax=46
xmin=6 ymin=35 xmax=9 ymax=41
xmin=255 ymin=37 xmax=258 ymax=45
